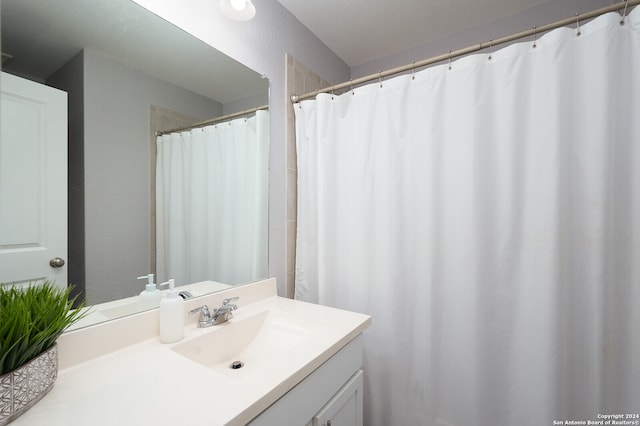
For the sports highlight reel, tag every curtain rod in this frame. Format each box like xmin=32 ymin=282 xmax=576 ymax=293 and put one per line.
xmin=156 ymin=104 xmax=269 ymax=136
xmin=291 ymin=0 xmax=637 ymax=103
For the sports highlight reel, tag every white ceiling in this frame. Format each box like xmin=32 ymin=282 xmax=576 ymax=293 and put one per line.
xmin=277 ymin=0 xmax=553 ymax=67
xmin=1 ymin=0 xmax=268 ymax=104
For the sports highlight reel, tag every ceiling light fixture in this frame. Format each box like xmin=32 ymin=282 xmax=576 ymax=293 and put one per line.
xmin=219 ymin=0 xmax=256 ymax=21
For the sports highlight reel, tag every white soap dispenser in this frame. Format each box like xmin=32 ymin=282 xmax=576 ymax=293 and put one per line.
xmin=137 ymin=273 xmax=162 ymax=310
xmin=158 ymin=279 xmax=184 ymax=343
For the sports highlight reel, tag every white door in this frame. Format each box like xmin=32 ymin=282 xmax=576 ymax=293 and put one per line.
xmin=0 ymin=72 xmax=68 ymax=289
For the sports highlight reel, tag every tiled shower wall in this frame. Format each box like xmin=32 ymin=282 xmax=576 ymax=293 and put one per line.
xmin=284 ymin=54 xmax=331 ymax=298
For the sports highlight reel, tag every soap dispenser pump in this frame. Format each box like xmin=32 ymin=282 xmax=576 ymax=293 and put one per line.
xmin=137 ymin=273 xmax=162 ymax=310
xmin=159 ymin=279 xmax=184 ymax=343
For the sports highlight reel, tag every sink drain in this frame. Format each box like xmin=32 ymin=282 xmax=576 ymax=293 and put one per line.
xmin=230 ymin=361 xmax=244 ymax=369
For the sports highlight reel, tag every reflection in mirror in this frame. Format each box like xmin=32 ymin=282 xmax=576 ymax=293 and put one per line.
xmin=0 ymin=0 xmax=270 ymax=329
xmin=156 ymin=109 xmax=269 ymax=287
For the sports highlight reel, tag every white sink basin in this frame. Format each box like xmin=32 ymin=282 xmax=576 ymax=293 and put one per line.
xmin=171 ymin=309 xmax=322 ymax=377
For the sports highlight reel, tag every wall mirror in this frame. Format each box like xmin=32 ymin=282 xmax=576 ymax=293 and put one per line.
xmin=0 ymin=0 xmax=270 ymax=329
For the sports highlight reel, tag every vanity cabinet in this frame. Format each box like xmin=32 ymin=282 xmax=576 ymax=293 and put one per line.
xmin=249 ymin=334 xmax=364 ymax=426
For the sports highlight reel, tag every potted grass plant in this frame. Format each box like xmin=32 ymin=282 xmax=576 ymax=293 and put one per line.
xmin=0 ymin=281 xmax=87 ymax=425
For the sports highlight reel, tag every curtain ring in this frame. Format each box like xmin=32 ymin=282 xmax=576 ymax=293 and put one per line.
xmin=532 ymin=25 xmax=537 ymax=48
xmin=351 ymin=79 xmax=354 ymax=95
xmin=378 ymin=71 xmax=383 ymax=88
xmin=488 ymin=39 xmax=493 ymax=61
xmin=575 ymin=13 xmax=581 ymax=36
xmin=448 ymin=50 xmax=452 ymax=70
xmin=620 ymin=0 xmax=629 ymax=25
xmin=411 ymin=61 xmax=416 ymax=80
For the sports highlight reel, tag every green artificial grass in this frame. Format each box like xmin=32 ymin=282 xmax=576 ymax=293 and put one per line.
xmin=0 ymin=281 xmax=87 ymax=375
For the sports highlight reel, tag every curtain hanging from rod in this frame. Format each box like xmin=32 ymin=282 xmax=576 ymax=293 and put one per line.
xmin=291 ymin=0 xmax=640 ymax=102
xmin=156 ymin=105 xmax=269 ymax=136
xmin=294 ymin=8 xmax=639 ymax=426
xmin=156 ymin=110 xmax=269 ymax=286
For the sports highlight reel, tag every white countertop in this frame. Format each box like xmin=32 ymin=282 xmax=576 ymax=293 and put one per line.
xmin=11 ymin=279 xmax=371 ymax=425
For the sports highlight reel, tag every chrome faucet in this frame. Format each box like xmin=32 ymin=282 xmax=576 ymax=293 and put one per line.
xmin=189 ymin=297 xmax=239 ymax=327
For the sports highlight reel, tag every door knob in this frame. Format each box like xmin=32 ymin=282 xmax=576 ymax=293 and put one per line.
xmin=49 ymin=257 xmax=65 ymax=268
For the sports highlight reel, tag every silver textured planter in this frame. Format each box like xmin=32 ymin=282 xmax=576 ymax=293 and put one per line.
xmin=0 ymin=345 xmax=58 ymax=425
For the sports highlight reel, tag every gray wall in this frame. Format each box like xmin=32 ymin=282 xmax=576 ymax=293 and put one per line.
xmin=80 ymin=49 xmax=221 ymax=304
xmin=47 ymin=51 xmax=85 ymax=303
xmin=223 ymin=92 xmax=269 ymax=116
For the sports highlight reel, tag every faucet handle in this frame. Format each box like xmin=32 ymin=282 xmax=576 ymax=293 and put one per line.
xmin=223 ymin=296 xmax=239 ymax=305
xmin=222 ymin=297 xmax=239 ymax=310
xmin=189 ymin=305 xmax=211 ymax=321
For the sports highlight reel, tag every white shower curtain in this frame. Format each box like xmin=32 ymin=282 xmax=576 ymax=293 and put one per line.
xmin=295 ymin=10 xmax=639 ymax=426
xmin=156 ymin=110 xmax=269 ymax=286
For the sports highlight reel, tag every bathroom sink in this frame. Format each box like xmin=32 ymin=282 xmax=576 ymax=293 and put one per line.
xmin=171 ymin=309 xmax=321 ymax=376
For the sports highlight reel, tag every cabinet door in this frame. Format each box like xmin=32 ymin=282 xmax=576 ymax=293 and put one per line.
xmin=312 ymin=369 xmax=363 ymax=426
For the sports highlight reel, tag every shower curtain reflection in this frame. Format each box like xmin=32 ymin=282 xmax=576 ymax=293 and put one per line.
xmin=156 ymin=110 xmax=269 ymax=287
